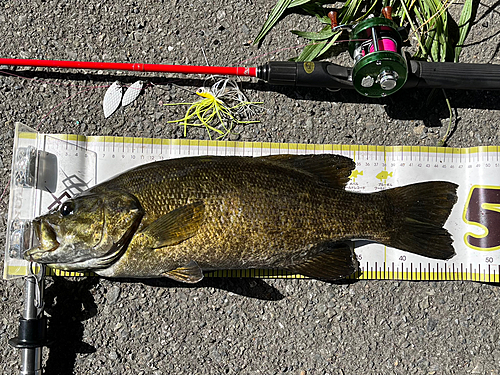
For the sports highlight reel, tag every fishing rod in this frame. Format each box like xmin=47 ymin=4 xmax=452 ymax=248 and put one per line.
xmin=1 ymin=13 xmax=500 ymax=98
xmin=1 ymin=56 xmax=499 ymax=99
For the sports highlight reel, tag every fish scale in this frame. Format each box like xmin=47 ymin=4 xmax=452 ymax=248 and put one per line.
xmin=27 ymin=155 xmax=458 ymax=282
xmin=107 ymin=159 xmax=347 ymax=268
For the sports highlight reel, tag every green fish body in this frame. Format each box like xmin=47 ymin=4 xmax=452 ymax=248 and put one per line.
xmin=27 ymin=155 xmax=458 ymax=283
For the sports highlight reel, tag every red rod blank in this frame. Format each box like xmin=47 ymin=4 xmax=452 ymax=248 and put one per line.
xmin=0 ymin=58 xmax=257 ymax=77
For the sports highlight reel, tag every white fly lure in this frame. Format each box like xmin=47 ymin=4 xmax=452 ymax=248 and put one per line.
xmin=164 ymin=78 xmax=263 ymax=139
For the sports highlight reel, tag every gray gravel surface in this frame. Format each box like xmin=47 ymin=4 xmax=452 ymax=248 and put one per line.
xmin=1 ymin=1 xmax=500 ymax=374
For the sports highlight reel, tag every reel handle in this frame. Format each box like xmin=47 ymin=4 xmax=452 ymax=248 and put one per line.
xmin=406 ymin=60 xmax=500 ymax=90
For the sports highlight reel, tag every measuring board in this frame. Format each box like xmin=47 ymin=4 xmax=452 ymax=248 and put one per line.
xmin=5 ymin=122 xmax=500 ymax=282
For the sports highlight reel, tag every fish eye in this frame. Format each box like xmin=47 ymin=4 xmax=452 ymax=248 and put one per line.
xmin=60 ymin=201 xmax=75 ymax=216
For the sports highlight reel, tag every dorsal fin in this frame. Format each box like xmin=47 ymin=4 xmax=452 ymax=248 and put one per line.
xmin=259 ymin=154 xmax=355 ymax=189
xmin=285 ymin=242 xmax=359 ymax=280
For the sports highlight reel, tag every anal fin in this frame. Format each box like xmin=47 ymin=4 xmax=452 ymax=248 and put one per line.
xmin=163 ymin=260 xmax=204 ymax=283
xmin=286 ymin=242 xmax=358 ymax=280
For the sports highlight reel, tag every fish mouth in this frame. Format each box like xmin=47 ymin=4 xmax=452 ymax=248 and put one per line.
xmin=25 ymin=219 xmax=60 ymax=262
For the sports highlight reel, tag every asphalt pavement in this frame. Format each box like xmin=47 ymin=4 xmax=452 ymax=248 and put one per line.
xmin=1 ymin=1 xmax=500 ymax=374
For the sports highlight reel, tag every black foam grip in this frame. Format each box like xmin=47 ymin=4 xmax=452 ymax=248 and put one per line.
xmin=407 ymin=60 xmax=500 ymax=90
xmin=257 ymin=62 xmax=353 ymax=89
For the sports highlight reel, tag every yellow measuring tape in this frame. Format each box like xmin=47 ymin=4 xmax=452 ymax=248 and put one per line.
xmin=5 ymin=126 xmax=500 ymax=282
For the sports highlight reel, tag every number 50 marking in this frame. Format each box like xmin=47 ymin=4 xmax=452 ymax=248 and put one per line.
xmin=463 ymin=185 xmax=500 ymax=251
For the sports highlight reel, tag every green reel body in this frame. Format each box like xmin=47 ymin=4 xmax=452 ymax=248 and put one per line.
xmin=349 ymin=17 xmax=408 ymax=98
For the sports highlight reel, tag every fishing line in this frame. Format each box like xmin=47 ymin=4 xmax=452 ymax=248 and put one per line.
xmin=238 ymin=38 xmax=371 ymax=65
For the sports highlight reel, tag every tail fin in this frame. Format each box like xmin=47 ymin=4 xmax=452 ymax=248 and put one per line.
xmin=382 ymin=181 xmax=458 ymax=260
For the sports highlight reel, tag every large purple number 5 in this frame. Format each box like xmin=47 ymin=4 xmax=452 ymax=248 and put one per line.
xmin=464 ymin=186 xmax=500 ymax=251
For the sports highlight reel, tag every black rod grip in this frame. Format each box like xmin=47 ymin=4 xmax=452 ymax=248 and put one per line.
xmin=257 ymin=61 xmax=353 ymax=89
xmin=407 ymin=60 xmax=500 ymax=90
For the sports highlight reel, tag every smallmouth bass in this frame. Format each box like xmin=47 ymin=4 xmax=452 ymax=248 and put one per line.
xmin=26 ymin=154 xmax=458 ymax=283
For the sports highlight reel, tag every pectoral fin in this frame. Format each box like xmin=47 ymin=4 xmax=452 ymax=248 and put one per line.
xmin=140 ymin=202 xmax=204 ymax=248
xmin=286 ymin=242 xmax=359 ymax=280
xmin=163 ymin=260 xmax=204 ymax=283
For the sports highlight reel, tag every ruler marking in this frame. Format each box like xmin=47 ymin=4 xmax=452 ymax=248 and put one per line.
xmin=13 ymin=138 xmax=500 ymax=282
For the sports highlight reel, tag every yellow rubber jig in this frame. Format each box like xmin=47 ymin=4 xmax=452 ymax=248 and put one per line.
xmin=164 ymin=78 xmax=263 ymax=139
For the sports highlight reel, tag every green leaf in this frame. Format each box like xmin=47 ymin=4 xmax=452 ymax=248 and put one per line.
xmin=301 ymin=3 xmax=331 ymax=23
xmin=454 ymin=0 xmax=474 ymax=62
xmin=340 ymin=0 xmax=364 ymax=23
xmin=290 ymin=0 xmax=312 ymax=7
xmin=318 ymin=32 xmax=342 ymax=56
xmin=296 ymin=40 xmax=328 ymax=61
xmin=258 ymin=0 xmax=465 ymax=65
xmin=253 ymin=0 xmax=294 ymax=45
xmin=358 ymin=0 xmax=380 ymax=21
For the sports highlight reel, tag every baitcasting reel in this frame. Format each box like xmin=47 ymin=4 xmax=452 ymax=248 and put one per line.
xmin=348 ymin=9 xmax=407 ymax=98
xmin=257 ymin=7 xmax=420 ymax=99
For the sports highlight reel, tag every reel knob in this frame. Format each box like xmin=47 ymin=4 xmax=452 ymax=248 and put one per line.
xmin=379 ymin=70 xmax=398 ymax=90
xmin=348 ymin=17 xmax=407 ymax=98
